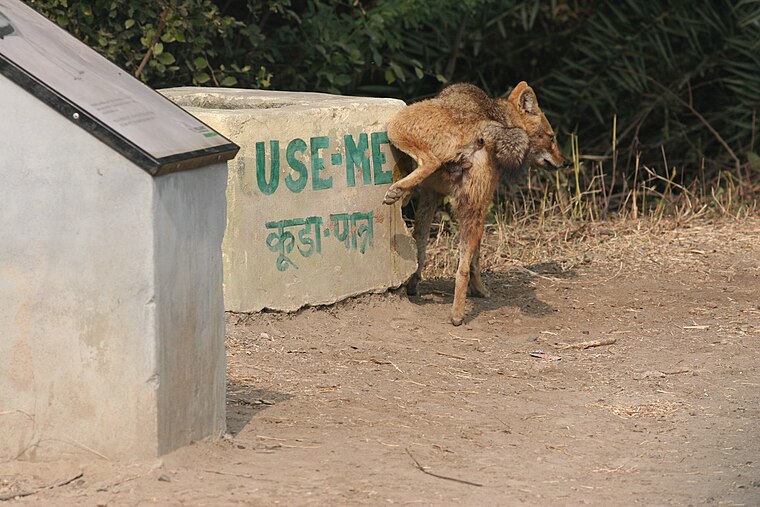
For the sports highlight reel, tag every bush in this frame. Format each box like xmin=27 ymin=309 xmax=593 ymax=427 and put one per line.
xmin=27 ymin=0 xmax=254 ymax=87
xmin=27 ymin=0 xmax=760 ymax=183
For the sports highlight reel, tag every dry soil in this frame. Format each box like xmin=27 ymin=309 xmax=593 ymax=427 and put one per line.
xmin=2 ymin=217 xmax=760 ymax=506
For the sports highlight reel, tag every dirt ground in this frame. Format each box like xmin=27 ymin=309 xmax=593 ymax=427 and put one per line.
xmin=2 ymin=217 xmax=760 ymax=506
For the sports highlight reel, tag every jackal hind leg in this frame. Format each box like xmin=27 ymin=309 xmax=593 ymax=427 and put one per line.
xmin=451 ymin=208 xmax=486 ymax=326
xmin=407 ymin=188 xmax=441 ymax=296
xmin=383 ymin=150 xmax=442 ymax=205
xmin=467 ymin=244 xmax=490 ymax=298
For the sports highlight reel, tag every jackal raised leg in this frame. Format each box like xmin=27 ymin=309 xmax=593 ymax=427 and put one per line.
xmin=382 ymin=148 xmax=441 ymax=205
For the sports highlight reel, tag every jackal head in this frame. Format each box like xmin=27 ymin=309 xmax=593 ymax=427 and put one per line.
xmin=500 ymin=82 xmax=569 ymax=171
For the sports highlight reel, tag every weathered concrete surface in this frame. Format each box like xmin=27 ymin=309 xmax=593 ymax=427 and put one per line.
xmin=154 ymin=168 xmax=227 ymax=455
xmin=0 ymin=75 xmax=227 ymax=460
xmin=161 ymin=88 xmax=417 ymax=312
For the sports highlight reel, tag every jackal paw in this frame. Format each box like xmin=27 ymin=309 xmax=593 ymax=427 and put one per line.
xmin=383 ymin=185 xmax=405 ymax=205
xmin=450 ymin=307 xmax=465 ymax=326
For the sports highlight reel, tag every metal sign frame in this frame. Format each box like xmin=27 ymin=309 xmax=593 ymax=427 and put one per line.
xmin=0 ymin=1 xmax=239 ymax=176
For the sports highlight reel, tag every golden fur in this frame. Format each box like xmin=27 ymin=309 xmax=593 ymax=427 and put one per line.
xmin=383 ymin=82 xmax=567 ymax=325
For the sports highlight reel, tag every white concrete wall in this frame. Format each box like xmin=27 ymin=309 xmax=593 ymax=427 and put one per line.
xmin=161 ymin=88 xmax=417 ymax=312
xmin=0 ymin=75 xmax=227 ymax=460
xmin=154 ymin=166 xmax=227 ymax=454
xmin=0 ymin=75 xmax=158 ymax=459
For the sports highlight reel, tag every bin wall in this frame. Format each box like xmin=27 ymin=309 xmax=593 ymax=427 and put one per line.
xmin=161 ymin=88 xmax=417 ymax=312
xmin=0 ymin=75 xmax=227 ymax=460
xmin=154 ymin=165 xmax=228 ymax=454
xmin=0 ymin=75 xmax=159 ymax=459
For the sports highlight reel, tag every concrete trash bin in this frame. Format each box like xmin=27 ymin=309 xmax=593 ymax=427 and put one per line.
xmin=0 ymin=0 xmax=239 ymax=460
xmin=161 ymin=87 xmax=418 ymax=312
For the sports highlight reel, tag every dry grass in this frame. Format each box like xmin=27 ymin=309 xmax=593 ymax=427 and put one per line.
xmin=424 ymin=215 xmax=760 ymax=280
xmin=415 ymin=134 xmax=759 ymax=279
xmin=590 ymin=400 xmax=686 ymax=419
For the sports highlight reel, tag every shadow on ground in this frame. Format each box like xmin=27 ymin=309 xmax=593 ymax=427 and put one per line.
xmin=409 ymin=261 xmax=577 ymax=324
xmin=226 ymin=381 xmax=292 ymax=435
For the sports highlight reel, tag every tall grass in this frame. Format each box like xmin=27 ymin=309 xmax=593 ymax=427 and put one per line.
xmin=494 ymin=132 xmax=757 ymax=227
xmin=416 ymin=128 xmax=759 ymax=278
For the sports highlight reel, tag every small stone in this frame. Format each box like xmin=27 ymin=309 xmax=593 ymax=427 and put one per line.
xmin=158 ymin=474 xmax=171 ymax=483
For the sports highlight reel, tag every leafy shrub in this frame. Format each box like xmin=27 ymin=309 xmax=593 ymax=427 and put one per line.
xmin=27 ymin=0 xmax=255 ymax=87
xmin=27 ymin=0 xmax=760 ymax=181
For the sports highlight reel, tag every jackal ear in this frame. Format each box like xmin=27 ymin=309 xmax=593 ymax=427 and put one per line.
xmin=509 ymin=81 xmax=538 ymax=115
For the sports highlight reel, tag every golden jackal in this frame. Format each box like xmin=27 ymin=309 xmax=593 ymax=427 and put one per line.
xmin=383 ymin=82 xmax=568 ymax=326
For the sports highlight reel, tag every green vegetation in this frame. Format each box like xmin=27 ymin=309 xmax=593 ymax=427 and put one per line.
xmin=28 ymin=0 xmax=760 ymax=204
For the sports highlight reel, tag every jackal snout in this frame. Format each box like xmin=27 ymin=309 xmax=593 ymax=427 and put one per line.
xmin=533 ymin=131 xmax=570 ymax=170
